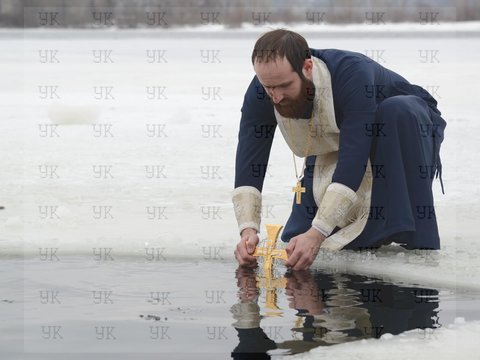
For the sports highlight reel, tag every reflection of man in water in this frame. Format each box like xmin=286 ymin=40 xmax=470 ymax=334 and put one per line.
xmin=231 ymin=267 xmax=440 ymax=358
xmin=230 ymin=267 xmax=276 ymax=359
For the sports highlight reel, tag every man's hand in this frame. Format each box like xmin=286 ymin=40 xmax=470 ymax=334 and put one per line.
xmin=284 ymin=227 xmax=325 ymax=270
xmin=234 ymin=228 xmax=259 ymax=268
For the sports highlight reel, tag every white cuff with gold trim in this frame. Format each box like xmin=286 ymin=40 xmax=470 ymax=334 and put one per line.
xmin=232 ymin=186 xmax=262 ymax=235
xmin=312 ymin=182 xmax=357 ymax=236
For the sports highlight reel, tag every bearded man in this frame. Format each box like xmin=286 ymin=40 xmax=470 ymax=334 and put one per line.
xmin=232 ymin=29 xmax=446 ymax=270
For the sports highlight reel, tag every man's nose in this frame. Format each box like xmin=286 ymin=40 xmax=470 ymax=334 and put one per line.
xmin=270 ymin=89 xmax=284 ymax=104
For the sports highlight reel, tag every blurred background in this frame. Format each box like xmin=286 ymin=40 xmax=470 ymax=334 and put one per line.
xmin=1 ymin=0 xmax=479 ymax=27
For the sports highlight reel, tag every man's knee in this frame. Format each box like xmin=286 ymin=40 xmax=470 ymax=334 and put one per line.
xmin=375 ymin=95 xmax=430 ymax=135
xmin=377 ymin=95 xmax=421 ymax=118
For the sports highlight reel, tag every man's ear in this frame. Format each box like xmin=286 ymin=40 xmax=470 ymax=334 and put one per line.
xmin=302 ymin=58 xmax=313 ymax=78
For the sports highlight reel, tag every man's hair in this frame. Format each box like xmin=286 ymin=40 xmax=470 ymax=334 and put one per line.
xmin=251 ymin=29 xmax=311 ymax=78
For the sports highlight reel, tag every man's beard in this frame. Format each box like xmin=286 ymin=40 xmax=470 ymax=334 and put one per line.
xmin=273 ymin=77 xmax=316 ymax=119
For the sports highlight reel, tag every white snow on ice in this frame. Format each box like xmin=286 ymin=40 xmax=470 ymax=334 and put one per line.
xmin=290 ymin=318 xmax=480 ymax=360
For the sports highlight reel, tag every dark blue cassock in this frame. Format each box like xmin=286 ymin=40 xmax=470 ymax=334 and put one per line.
xmin=234 ymin=49 xmax=446 ymax=250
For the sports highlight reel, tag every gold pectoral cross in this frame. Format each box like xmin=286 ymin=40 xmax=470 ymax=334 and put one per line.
xmin=292 ymin=180 xmax=306 ymax=205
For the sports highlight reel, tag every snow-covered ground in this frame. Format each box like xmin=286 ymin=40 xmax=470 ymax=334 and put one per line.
xmin=1 ymin=22 xmax=480 ymax=358
xmin=292 ymin=318 xmax=480 ymax=360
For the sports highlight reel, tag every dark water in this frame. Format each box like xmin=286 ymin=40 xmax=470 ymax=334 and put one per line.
xmin=1 ymin=257 xmax=479 ymax=359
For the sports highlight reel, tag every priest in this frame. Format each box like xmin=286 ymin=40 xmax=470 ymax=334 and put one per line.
xmin=232 ymin=29 xmax=446 ymax=270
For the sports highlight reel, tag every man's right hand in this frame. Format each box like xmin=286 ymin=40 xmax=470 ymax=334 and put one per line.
xmin=234 ymin=228 xmax=259 ymax=267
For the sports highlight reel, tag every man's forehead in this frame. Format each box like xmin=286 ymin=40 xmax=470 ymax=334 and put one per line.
xmin=254 ymin=56 xmax=295 ymax=85
xmin=254 ymin=55 xmax=292 ymax=70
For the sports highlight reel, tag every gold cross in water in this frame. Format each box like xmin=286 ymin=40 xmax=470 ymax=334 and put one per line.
xmin=253 ymin=224 xmax=288 ymax=315
xmin=292 ymin=180 xmax=306 ymax=204
xmin=253 ymin=224 xmax=288 ymax=273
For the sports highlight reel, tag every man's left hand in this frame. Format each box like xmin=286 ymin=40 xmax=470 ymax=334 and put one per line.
xmin=284 ymin=227 xmax=325 ymax=270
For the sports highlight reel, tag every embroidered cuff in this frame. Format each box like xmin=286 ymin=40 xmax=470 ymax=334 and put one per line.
xmin=232 ymin=186 xmax=262 ymax=235
xmin=312 ymin=182 xmax=357 ymax=236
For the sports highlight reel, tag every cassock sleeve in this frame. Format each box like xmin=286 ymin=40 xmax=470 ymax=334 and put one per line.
xmin=312 ymin=58 xmax=377 ymax=237
xmin=232 ymin=76 xmax=277 ymax=235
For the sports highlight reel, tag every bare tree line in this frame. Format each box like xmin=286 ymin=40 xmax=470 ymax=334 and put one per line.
xmin=1 ymin=0 xmax=478 ymax=27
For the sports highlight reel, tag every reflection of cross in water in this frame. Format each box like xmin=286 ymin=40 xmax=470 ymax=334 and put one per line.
xmin=294 ymin=316 xmax=304 ymax=335
xmin=256 ymin=275 xmax=287 ymax=315
xmin=253 ymin=224 xmax=288 ymax=316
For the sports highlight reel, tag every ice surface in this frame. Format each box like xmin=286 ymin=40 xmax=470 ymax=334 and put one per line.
xmin=291 ymin=320 xmax=480 ymax=359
